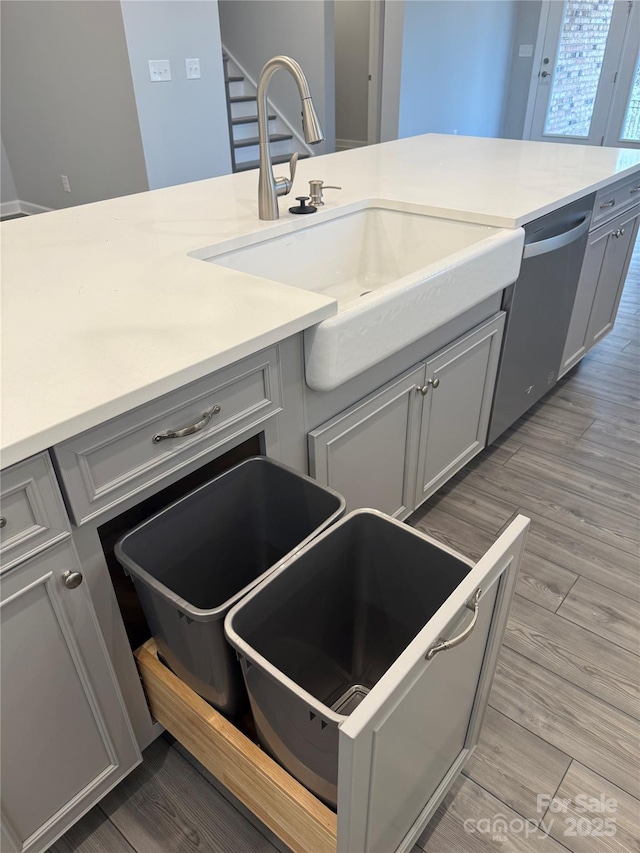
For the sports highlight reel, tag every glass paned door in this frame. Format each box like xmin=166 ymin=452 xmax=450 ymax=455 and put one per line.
xmin=621 ymin=55 xmax=640 ymax=140
xmin=603 ymin=1 xmax=640 ymax=145
xmin=544 ymin=0 xmax=615 ymax=138
xmin=529 ymin=0 xmax=638 ymax=147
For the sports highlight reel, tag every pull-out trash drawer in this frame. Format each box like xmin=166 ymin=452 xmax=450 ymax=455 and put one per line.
xmin=137 ymin=513 xmax=529 ymax=853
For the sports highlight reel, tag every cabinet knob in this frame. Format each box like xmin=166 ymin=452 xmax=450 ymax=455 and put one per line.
xmin=417 ymin=377 xmax=440 ymax=396
xmin=0 ymin=516 xmax=6 ymax=529
xmin=62 ymin=570 xmax=83 ymax=589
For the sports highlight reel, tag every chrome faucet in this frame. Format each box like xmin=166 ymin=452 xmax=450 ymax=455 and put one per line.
xmin=257 ymin=56 xmax=324 ymax=220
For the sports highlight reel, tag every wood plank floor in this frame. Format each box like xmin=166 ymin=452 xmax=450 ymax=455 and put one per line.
xmin=50 ymin=242 xmax=640 ymax=852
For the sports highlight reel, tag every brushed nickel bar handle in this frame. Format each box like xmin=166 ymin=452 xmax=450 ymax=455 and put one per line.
xmin=153 ymin=405 xmax=221 ymax=443
xmin=523 ymin=214 xmax=591 ymax=259
xmin=599 ymin=199 xmax=615 ymax=209
xmin=425 ymin=588 xmax=482 ymax=660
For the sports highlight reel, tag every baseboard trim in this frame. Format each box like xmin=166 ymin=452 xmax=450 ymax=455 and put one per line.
xmin=1 ymin=199 xmax=53 ymax=217
xmin=0 ymin=200 xmax=21 ymax=217
xmin=336 ymin=138 xmax=368 ymax=152
xmin=20 ymin=200 xmax=53 ymax=215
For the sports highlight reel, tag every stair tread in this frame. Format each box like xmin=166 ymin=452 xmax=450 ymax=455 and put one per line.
xmin=235 ymin=153 xmax=310 ymax=173
xmin=229 ymin=95 xmax=257 ymax=103
xmin=234 ymin=134 xmax=293 ymax=148
xmin=232 ymin=114 xmax=275 ymax=125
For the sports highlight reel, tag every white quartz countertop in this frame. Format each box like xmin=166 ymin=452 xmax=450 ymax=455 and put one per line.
xmin=2 ymin=134 xmax=640 ymax=468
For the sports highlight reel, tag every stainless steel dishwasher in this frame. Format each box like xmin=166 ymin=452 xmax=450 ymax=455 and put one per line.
xmin=487 ymin=193 xmax=595 ymax=444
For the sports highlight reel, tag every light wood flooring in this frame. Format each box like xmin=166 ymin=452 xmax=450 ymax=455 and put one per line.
xmin=50 ymin=244 xmax=640 ymax=853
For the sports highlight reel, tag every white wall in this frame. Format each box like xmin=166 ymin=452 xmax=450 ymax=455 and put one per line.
xmin=218 ymin=0 xmax=335 ymax=154
xmin=1 ymin=138 xmax=17 ymax=206
xmin=395 ymin=0 xmax=517 ymax=139
xmin=121 ymin=0 xmax=231 ymax=190
xmin=0 ymin=0 xmax=149 ymax=210
xmin=335 ymin=0 xmax=370 ymax=147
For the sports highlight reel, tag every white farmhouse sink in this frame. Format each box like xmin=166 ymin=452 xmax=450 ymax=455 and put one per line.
xmin=193 ymin=200 xmax=524 ymax=391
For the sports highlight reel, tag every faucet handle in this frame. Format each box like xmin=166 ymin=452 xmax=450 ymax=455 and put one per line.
xmin=288 ymin=152 xmax=298 ymax=185
xmin=275 ymin=152 xmax=298 ymax=197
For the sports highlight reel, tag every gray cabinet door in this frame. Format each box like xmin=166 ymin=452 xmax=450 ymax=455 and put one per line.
xmin=561 ymin=207 xmax=640 ymax=377
xmin=0 ymin=540 xmax=141 ymax=853
xmin=415 ymin=314 xmax=504 ymax=506
xmin=336 ymin=515 xmax=529 ymax=853
xmin=561 ymin=222 xmax=610 ymax=376
xmin=309 ymin=365 xmax=424 ymax=518
xmin=585 ymin=208 xmax=639 ymax=349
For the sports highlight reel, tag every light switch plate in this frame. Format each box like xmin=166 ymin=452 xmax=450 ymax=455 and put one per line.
xmin=518 ymin=44 xmax=534 ymax=58
xmin=148 ymin=59 xmax=171 ymax=82
xmin=185 ymin=58 xmax=201 ymax=79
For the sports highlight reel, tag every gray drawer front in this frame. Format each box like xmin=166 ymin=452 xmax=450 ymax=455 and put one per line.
xmin=592 ymin=173 xmax=640 ymax=228
xmin=54 ymin=347 xmax=283 ymax=524
xmin=0 ymin=453 xmax=70 ymax=571
xmin=336 ymin=515 xmax=529 ymax=853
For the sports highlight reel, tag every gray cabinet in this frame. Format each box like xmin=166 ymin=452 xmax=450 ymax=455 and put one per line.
xmin=308 ymin=366 xmax=424 ymax=518
xmin=1 ymin=455 xmax=141 ymax=853
xmin=309 ymin=315 xmax=504 ymax=518
xmin=561 ymin=205 xmax=640 ymax=377
xmin=415 ymin=314 xmax=504 ymax=505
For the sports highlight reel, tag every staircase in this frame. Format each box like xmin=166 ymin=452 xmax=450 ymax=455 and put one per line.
xmin=223 ymin=51 xmax=312 ymax=173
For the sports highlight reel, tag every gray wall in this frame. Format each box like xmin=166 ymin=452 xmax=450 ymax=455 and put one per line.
xmin=121 ymin=0 xmax=231 ymax=190
xmin=1 ymin=138 xmax=17 ymax=206
xmin=218 ymin=0 xmax=335 ymax=154
xmin=397 ymin=0 xmax=517 ymax=139
xmin=502 ymin=1 xmax=543 ymax=139
xmin=0 ymin=1 xmax=148 ymax=210
xmin=335 ymin=0 xmax=370 ymax=146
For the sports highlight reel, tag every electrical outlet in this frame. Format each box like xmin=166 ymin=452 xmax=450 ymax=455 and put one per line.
xmin=61 ymin=174 xmax=71 ymax=193
xmin=148 ymin=59 xmax=172 ymax=82
xmin=185 ymin=58 xmax=201 ymax=80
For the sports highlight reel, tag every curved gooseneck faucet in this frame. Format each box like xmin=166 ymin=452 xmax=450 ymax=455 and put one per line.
xmin=257 ymin=56 xmax=324 ymax=220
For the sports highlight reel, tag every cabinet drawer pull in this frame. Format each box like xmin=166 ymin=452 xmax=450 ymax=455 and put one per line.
xmin=152 ymin=405 xmax=221 ymax=443
xmin=425 ymin=588 xmax=482 ymax=660
xmin=631 ymin=186 xmax=640 ymax=194
xmin=600 ymin=199 xmax=615 ymax=209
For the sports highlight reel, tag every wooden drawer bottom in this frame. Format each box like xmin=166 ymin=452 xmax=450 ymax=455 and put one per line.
xmin=135 ymin=640 xmax=337 ymax=853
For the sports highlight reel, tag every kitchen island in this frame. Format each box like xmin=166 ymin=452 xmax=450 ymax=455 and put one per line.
xmin=2 ymin=134 xmax=639 ymax=853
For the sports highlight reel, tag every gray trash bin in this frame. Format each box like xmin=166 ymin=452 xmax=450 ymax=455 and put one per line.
xmin=115 ymin=456 xmax=345 ymax=717
xmin=224 ymin=508 xmax=474 ymax=806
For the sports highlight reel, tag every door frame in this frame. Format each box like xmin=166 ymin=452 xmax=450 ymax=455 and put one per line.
xmin=367 ymin=0 xmax=385 ymax=145
xmin=522 ymin=1 xmax=553 ymax=140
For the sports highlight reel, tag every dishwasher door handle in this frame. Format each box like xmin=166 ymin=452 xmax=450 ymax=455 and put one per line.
xmin=523 ymin=214 xmax=591 ymax=259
